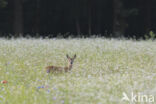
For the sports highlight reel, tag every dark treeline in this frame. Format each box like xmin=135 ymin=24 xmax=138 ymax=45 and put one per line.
xmin=0 ymin=0 xmax=156 ymax=38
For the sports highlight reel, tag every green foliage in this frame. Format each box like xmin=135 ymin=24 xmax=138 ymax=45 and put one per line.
xmin=145 ymin=31 xmax=156 ymax=40
xmin=0 ymin=0 xmax=7 ymax=8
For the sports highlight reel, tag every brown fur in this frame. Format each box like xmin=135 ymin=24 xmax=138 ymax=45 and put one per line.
xmin=45 ymin=54 xmax=76 ymax=73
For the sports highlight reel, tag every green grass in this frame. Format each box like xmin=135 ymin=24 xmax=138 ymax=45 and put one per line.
xmin=0 ymin=38 xmax=156 ymax=104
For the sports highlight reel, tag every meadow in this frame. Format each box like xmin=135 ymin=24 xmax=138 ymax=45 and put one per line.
xmin=0 ymin=38 xmax=156 ymax=104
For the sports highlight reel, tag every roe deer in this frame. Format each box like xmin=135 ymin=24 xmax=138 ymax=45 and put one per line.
xmin=45 ymin=54 xmax=76 ymax=73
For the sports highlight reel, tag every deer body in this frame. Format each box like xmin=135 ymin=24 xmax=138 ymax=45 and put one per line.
xmin=45 ymin=54 xmax=76 ymax=73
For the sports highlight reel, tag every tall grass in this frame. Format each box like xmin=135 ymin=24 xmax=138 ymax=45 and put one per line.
xmin=0 ymin=38 xmax=156 ymax=104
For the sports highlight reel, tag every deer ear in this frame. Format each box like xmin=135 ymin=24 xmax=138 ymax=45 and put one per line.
xmin=66 ymin=54 xmax=69 ymax=58
xmin=74 ymin=54 xmax=76 ymax=59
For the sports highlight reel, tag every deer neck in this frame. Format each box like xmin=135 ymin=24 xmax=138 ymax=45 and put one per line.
xmin=68 ymin=63 xmax=73 ymax=70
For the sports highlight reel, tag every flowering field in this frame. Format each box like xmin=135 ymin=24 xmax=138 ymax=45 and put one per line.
xmin=0 ymin=38 xmax=156 ymax=104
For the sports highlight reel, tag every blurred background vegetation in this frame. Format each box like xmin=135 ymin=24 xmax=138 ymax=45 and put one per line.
xmin=0 ymin=0 xmax=156 ymax=38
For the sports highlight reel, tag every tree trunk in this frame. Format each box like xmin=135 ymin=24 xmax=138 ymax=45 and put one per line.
xmin=14 ymin=0 xmax=23 ymax=36
xmin=32 ymin=0 xmax=40 ymax=34
xmin=75 ymin=16 xmax=81 ymax=35
xmin=74 ymin=0 xmax=81 ymax=35
xmin=113 ymin=0 xmax=127 ymax=37
xmin=88 ymin=0 xmax=92 ymax=36
xmin=144 ymin=0 xmax=151 ymax=33
xmin=97 ymin=0 xmax=102 ymax=34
